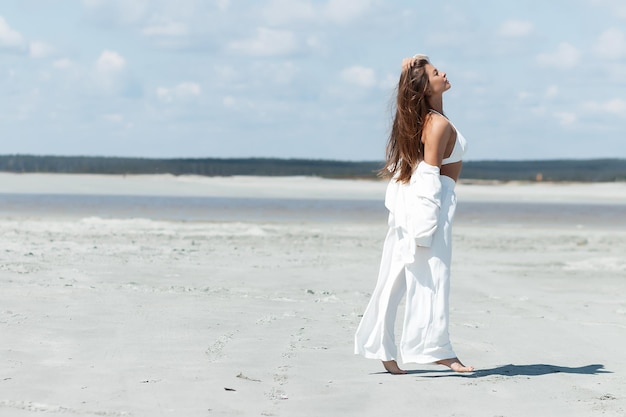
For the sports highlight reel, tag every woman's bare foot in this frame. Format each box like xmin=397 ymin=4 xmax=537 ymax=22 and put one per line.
xmin=382 ymin=360 xmax=407 ymax=375
xmin=436 ymin=358 xmax=474 ymax=373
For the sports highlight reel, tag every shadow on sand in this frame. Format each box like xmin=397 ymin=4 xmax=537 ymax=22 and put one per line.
xmin=428 ymin=363 xmax=609 ymax=378
xmin=372 ymin=364 xmax=610 ymax=378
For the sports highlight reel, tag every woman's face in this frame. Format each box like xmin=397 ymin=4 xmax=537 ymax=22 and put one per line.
xmin=424 ymin=63 xmax=450 ymax=95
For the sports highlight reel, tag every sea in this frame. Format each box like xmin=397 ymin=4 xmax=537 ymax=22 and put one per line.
xmin=0 ymin=192 xmax=624 ymax=229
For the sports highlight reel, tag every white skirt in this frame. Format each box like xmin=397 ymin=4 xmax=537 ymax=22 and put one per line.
xmin=354 ymin=175 xmax=457 ymax=364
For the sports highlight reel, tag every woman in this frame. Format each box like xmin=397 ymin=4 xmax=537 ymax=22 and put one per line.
xmin=354 ymin=54 xmax=474 ymax=374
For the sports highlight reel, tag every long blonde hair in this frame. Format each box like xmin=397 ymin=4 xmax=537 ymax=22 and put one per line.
xmin=380 ymin=55 xmax=433 ymax=183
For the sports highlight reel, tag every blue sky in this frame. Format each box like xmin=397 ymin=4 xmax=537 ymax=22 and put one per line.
xmin=1 ymin=0 xmax=625 ymax=161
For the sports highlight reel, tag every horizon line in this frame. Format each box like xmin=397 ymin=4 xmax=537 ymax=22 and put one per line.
xmin=1 ymin=154 xmax=625 ymax=164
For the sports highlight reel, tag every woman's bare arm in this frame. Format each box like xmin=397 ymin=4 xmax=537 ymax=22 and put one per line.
xmin=421 ymin=114 xmax=453 ymax=167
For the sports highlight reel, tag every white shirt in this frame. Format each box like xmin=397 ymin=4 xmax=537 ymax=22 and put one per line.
xmin=384 ymin=162 xmax=443 ymax=263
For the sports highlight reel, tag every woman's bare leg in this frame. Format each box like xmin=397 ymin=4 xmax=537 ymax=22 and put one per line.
xmin=382 ymin=360 xmax=408 ymax=374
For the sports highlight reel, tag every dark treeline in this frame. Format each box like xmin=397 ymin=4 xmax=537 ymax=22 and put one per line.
xmin=0 ymin=155 xmax=382 ymax=178
xmin=1 ymin=155 xmax=626 ymax=182
xmin=462 ymin=159 xmax=626 ymax=182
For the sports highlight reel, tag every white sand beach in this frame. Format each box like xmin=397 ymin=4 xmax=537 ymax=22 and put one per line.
xmin=1 ymin=172 xmax=626 ymax=203
xmin=0 ymin=173 xmax=625 ymax=416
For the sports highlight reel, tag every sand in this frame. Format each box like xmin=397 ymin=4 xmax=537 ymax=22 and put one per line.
xmin=0 ymin=173 xmax=625 ymax=417
xmin=2 ymin=172 xmax=626 ymax=203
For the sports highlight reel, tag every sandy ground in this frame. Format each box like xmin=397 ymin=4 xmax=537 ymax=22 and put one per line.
xmin=0 ymin=174 xmax=625 ymax=416
xmin=2 ymin=172 xmax=626 ymax=203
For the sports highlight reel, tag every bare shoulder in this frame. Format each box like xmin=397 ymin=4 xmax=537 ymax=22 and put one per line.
xmin=422 ymin=112 xmax=453 ymax=145
xmin=422 ymin=112 xmax=455 ymax=166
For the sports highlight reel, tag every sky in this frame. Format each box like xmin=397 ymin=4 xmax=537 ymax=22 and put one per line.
xmin=1 ymin=0 xmax=625 ymax=161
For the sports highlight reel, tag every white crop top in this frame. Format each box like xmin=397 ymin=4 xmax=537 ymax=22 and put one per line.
xmin=429 ymin=110 xmax=468 ymax=165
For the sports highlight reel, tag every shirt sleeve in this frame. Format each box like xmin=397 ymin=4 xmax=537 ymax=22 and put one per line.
xmin=407 ymin=162 xmax=443 ymax=247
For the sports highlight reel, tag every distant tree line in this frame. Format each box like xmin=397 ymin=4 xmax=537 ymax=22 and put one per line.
xmin=1 ymin=154 xmax=625 ymax=182
xmin=462 ymin=159 xmax=626 ymax=182
xmin=0 ymin=155 xmax=383 ymax=179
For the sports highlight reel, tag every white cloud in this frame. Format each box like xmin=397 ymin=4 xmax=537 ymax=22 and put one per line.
xmin=142 ymin=21 xmax=188 ymax=37
xmin=605 ymin=98 xmax=626 ymax=114
xmin=29 ymin=41 xmax=55 ymax=58
xmin=536 ymin=42 xmax=581 ymax=69
xmin=157 ymin=82 xmax=202 ymax=102
xmin=341 ymin=66 xmax=376 ymax=88
xmin=585 ymin=98 xmax=626 ymax=116
xmin=0 ymin=16 xmax=25 ymax=50
xmin=96 ymin=50 xmax=126 ymax=73
xmin=594 ymin=28 xmax=626 ymax=59
xmin=91 ymin=50 xmax=133 ymax=95
xmin=228 ymin=27 xmax=298 ymax=56
xmin=498 ymin=20 xmax=533 ymax=37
